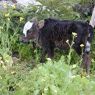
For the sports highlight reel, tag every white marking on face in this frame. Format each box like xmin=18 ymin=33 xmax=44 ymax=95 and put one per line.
xmin=23 ymin=21 xmax=33 ymax=37
xmin=85 ymin=41 xmax=90 ymax=52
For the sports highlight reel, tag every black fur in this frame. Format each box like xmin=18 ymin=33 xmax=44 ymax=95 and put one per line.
xmin=38 ymin=18 xmax=93 ymax=62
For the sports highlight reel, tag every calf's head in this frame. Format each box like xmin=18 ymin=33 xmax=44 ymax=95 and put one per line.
xmin=20 ymin=19 xmax=44 ymax=43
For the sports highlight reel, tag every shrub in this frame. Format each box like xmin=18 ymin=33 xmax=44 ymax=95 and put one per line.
xmin=0 ymin=57 xmax=95 ymax=95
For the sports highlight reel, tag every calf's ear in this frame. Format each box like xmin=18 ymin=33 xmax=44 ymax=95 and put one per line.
xmin=38 ymin=20 xmax=45 ymax=29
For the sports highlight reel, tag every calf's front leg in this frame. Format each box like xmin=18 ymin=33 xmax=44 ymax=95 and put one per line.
xmin=40 ymin=49 xmax=47 ymax=63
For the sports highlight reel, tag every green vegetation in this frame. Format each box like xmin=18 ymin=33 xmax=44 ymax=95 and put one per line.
xmin=1 ymin=58 xmax=95 ymax=95
xmin=0 ymin=0 xmax=95 ymax=95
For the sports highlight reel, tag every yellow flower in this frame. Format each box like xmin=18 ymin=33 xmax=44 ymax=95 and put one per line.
xmin=0 ymin=26 xmax=3 ymax=30
xmin=66 ymin=39 xmax=69 ymax=43
xmin=4 ymin=13 xmax=10 ymax=17
xmin=72 ymin=64 xmax=77 ymax=69
xmin=7 ymin=18 xmax=10 ymax=21
xmin=11 ymin=71 xmax=16 ymax=75
xmin=0 ymin=60 xmax=4 ymax=64
xmin=2 ymin=65 xmax=7 ymax=70
xmin=47 ymin=58 xmax=51 ymax=61
xmin=12 ymin=4 xmax=16 ymax=9
xmin=3 ymin=3 xmax=7 ymax=8
xmin=72 ymin=32 xmax=77 ymax=37
xmin=20 ymin=17 xmax=24 ymax=22
xmin=80 ymin=44 xmax=84 ymax=47
xmin=72 ymin=42 xmax=75 ymax=45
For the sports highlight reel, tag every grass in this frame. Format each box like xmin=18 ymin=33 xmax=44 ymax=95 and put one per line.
xmin=0 ymin=56 xmax=95 ymax=95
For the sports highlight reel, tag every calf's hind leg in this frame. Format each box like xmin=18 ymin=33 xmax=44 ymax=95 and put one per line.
xmin=82 ymin=41 xmax=91 ymax=74
xmin=82 ymin=52 xmax=91 ymax=74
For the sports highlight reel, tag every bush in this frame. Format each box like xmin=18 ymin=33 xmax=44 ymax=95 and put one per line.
xmin=0 ymin=57 xmax=95 ymax=95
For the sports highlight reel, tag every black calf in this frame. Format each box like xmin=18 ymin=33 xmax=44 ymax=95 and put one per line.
xmin=21 ymin=18 xmax=94 ymax=74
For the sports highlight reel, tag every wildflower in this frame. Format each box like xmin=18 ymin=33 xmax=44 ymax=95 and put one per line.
xmin=80 ymin=44 xmax=84 ymax=47
xmin=72 ymin=41 xmax=75 ymax=45
xmin=41 ymin=78 xmax=45 ymax=82
xmin=0 ymin=26 xmax=3 ymax=30
xmin=54 ymin=89 xmax=57 ymax=93
xmin=7 ymin=18 xmax=10 ymax=21
xmin=11 ymin=71 xmax=16 ymax=75
xmin=3 ymin=3 xmax=7 ymax=8
xmin=2 ymin=65 xmax=7 ymax=70
xmin=47 ymin=58 xmax=51 ymax=61
xmin=0 ymin=60 xmax=4 ymax=64
xmin=12 ymin=4 xmax=16 ymax=9
xmin=4 ymin=13 xmax=10 ymax=17
xmin=66 ymin=39 xmax=69 ymax=43
xmin=44 ymin=88 xmax=48 ymax=91
xmin=72 ymin=64 xmax=77 ymax=69
xmin=20 ymin=17 xmax=24 ymax=22
xmin=72 ymin=32 xmax=77 ymax=37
